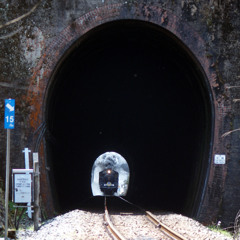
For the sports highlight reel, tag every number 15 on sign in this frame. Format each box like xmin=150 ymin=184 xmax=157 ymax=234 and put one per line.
xmin=4 ymin=99 xmax=15 ymax=129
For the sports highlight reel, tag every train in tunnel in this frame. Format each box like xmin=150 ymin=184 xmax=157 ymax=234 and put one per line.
xmin=99 ymin=169 xmax=119 ymax=195
xmin=91 ymin=152 xmax=130 ymax=197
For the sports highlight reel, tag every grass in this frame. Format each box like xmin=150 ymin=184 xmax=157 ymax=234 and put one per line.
xmin=0 ymin=200 xmax=35 ymax=238
xmin=208 ymin=225 xmax=233 ymax=238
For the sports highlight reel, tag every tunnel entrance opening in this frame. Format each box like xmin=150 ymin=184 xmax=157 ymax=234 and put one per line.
xmin=45 ymin=20 xmax=213 ymax=217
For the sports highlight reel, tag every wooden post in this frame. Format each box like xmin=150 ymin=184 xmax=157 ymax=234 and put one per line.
xmin=33 ymin=153 xmax=40 ymax=231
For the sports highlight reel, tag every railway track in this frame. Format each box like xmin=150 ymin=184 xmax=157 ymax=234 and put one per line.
xmin=104 ymin=197 xmax=188 ymax=240
xmin=146 ymin=211 xmax=188 ymax=240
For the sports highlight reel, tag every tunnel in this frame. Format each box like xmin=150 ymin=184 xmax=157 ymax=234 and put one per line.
xmin=44 ymin=20 xmax=213 ymax=216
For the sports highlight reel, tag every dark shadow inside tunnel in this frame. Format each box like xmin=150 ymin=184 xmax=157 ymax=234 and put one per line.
xmin=44 ymin=20 xmax=213 ymax=217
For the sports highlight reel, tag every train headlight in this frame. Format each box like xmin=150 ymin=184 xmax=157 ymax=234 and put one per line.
xmin=107 ymin=169 xmax=111 ymax=174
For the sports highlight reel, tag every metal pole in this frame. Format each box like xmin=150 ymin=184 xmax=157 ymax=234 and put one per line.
xmin=5 ymin=128 xmax=10 ymax=240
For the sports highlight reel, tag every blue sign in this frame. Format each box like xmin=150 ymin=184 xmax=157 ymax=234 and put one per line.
xmin=4 ymin=99 xmax=15 ymax=129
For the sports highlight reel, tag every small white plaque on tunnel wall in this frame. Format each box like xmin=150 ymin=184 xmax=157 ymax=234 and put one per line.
xmin=214 ymin=154 xmax=226 ymax=164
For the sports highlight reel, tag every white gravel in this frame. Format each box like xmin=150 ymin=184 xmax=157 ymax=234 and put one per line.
xmin=17 ymin=210 xmax=111 ymax=240
xmin=157 ymin=212 xmax=233 ymax=240
xmin=16 ymin=209 xmax=233 ymax=240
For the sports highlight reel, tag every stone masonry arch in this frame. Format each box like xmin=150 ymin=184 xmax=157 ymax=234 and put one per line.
xmin=25 ymin=3 xmax=224 ymax=223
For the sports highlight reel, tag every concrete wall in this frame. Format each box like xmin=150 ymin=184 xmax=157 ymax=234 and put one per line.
xmin=1 ymin=0 xmax=240 ymax=226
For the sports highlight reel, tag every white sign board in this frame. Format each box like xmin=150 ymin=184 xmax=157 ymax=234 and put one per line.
xmin=12 ymin=169 xmax=33 ymax=203
xmin=214 ymin=154 xmax=226 ymax=164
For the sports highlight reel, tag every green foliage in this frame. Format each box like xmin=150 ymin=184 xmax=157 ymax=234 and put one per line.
xmin=9 ymin=201 xmax=29 ymax=230
xmin=208 ymin=225 xmax=233 ymax=238
xmin=9 ymin=201 xmax=15 ymax=212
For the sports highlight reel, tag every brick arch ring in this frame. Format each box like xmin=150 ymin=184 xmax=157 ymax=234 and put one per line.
xmin=26 ymin=1 xmax=220 ymax=158
xmin=25 ymin=2 xmax=223 ymax=220
xmin=27 ymin=3 xmax=216 ymax=131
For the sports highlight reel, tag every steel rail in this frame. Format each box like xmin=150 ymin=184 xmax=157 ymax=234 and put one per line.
xmin=146 ymin=211 xmax=188 ymax=240
xmin=104 ymin=197 xmax=187 ymax=240
xmin=104 ymin=205 xmax=127 ymax=240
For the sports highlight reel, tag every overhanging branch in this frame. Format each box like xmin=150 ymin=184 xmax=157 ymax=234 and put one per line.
xmin=0 ymin=1 xmax=42 ymax=30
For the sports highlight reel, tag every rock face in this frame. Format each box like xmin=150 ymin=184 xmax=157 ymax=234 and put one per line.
xmin=0 ymin=0 xmax=240 ymax=227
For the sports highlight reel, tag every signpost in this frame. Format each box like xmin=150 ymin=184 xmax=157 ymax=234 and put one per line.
xmin=4 ymin=99 xmax=15 ymax=240
xmin=3 ymin=100 xmax=40 ymax=236
xmin=4 ymin=99 xmax=15 ymax=129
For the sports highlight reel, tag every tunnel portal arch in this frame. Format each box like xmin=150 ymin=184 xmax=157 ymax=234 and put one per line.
xmin=43 ymin=18 xmax=214 ymax=217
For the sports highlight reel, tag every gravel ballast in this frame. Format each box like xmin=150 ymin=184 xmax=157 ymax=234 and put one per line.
xmin=16 ymin=209 xmax=233 ymax=240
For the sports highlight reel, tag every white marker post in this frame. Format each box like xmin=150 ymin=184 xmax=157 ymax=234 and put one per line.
xmin=4 ymin=99 xmax=15 ymax=240
xmin=23 ymin=148 xmax=31 ymax=169
xmin=33 ymin=152 xmax=40 ymax=231
xmin=22 ymin=148 xmax=32 ymax=218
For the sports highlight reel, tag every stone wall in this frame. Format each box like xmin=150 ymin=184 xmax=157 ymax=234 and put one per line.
xmin=0 ymin=0 xmax=240 ymax=227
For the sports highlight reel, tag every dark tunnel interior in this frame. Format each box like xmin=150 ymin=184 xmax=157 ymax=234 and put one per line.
xmin=45 ymin=20 xmax=213 ymax=216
